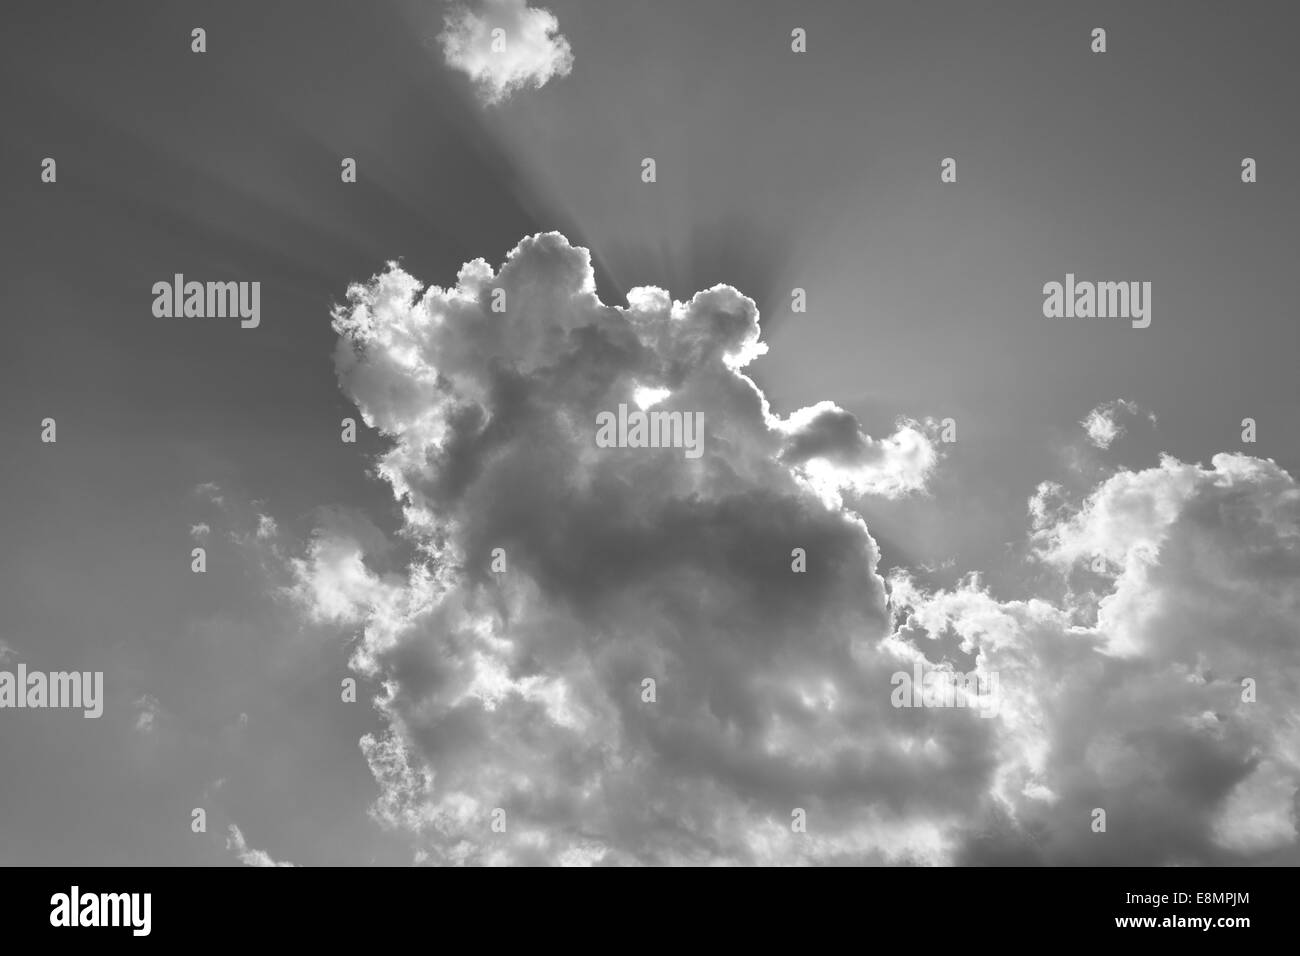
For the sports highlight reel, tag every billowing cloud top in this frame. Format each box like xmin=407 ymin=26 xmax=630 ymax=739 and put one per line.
xmin=286 ymin=232 xmax=1297 ymax=866
xmin=294 ymin=231 xmax=953 ymax=864
xmin=897 ymin=453 xmax=1300 ymax=863
xmin=439 ymin=0 xmax=573 ymax=104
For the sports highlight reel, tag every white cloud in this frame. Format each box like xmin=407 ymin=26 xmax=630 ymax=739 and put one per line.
xmin=192 ymin=482 xmax=224 ymax=506
xmin=1081 ymin=398 xmax=1156 ymax=449
xmin=439 ymin=0 xmax=573 ymax=104
xmin=288 ymin=513 xmax=407 ymax=627
xmin=632 ymin=384 xmax=670 ymax=410
xmin=893 ymin=452 xmax=1300 ymax=862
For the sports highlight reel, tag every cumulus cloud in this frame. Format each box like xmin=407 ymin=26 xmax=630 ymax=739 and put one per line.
xmin=439 ymin=0 xmax=573 ymax=104
xmin=1081 ymin=399 xmax=1156 ymax=449
xmin=284 ymin=231 xmax=960 ymax=865
xmin=286 ymin=230 xmax=1297 ymax=865
xmin=893 ymin=453 xmax=1300 ymax=863
xmin=226 ymin=825 xmax=296 ymax=868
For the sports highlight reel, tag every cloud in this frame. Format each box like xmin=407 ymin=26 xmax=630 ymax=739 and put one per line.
xmin=1081 ymin=399 xmax=1156 ymax=450
xmin=225 ymin=824 xmax=296 ymax=868
xmin=439 ymin=0 xmax=573 ymax=104
xmin=284 ymin=231 xmax=960 ymax=865
xmin=893 ymin=452 xmax=1300 ymax=863
xmin=775 ymin=401 xmax=939 ymax=504
xmin=192 ymin=482 xmax=224 ymax=506
xmin=288 ymin=230 xmax=1298 ymax=865
xmin=133 ymin=695 xmax=161 ymax=734
xmin=189 ymin=523 xmax=210 ymax=540
xmin=289 ymin=510 xmax=406 ymax=625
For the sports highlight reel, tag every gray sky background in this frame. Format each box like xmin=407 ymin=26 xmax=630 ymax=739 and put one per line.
xmin=1 ymin=1 xmax=1297 ymax=865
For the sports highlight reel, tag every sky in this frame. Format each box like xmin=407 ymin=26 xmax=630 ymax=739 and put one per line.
xmin=0 ymin=0 xmax=1297 ymax=866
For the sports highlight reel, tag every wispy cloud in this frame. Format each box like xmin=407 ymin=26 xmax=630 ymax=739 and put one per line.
xmin=226 ymin=825 xmax=297 ymax=868
xmin=1081 ymin=399 xmax=1157 ymax=450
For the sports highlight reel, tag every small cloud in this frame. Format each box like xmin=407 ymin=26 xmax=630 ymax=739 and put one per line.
xmin=193 ymin=482 xmax=225 ymax=506
xmin=1081 ymin=399 xmax=1156 ymax=449
xmin=133 ymin=695 xmax=161 ymax=733
xmin=256 ymin=515 xmax=278 ymax=539
xmin=439 ymin=0 xmax=573 ymax=104
xmin=190 ymin=522 xmax=211 ymax=540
